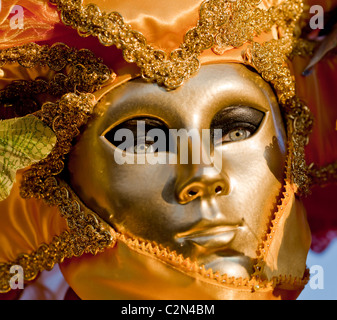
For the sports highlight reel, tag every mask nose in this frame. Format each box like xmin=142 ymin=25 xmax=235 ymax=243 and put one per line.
xmin=175 ymin=167 xmax=230 ymax=204
xmin=173 ymin=126 xmax=229 ymax=204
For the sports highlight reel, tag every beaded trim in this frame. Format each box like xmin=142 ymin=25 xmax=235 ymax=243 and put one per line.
xmin=0 ymin=63 xmax=310 ymax=292
xmin=20 ymin=93 xmax=96 ymax=199
xmin=0 ymin=176 xmax=309 ymax=294
xmin=0 ymin=93 xmax=116 ymax=293
xmin=0 ymin=73 xmax=311 ymax=294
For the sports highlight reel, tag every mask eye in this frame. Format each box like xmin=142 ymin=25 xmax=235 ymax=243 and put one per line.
xmin=211 ymin=106 xmax=265 ymax=145
xmin=133 ymin=141 xmax=155 ymax=154
xmin=104 ymin=117 xmax=170 ymax=154
xmin=226 ymin=128 xmax=251 ymax=142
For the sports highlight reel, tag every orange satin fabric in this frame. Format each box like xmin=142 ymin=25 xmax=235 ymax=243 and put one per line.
xmin=0 ymin=0 xmax=60 ymax=48
xmin=84 ymin=0 xmax=203 ymax=53
xmin=0 ymin=170 xmax=68 ymax=263
xmin=82 ymin=0 xmax=277 ymax=50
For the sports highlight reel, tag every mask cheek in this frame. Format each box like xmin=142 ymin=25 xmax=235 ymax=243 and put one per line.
xmin=216 ymin=141 xmax=285 ymax=258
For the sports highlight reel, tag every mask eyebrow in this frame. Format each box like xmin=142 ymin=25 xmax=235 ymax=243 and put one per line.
xmin=210 ymin=106 xmax=265 ymax=131
xmin=121 ymin=117 xmax=168 ymax=129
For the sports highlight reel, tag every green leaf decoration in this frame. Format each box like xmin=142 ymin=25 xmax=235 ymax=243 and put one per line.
xmin=0 ymin=115 xmax=57 ymax=201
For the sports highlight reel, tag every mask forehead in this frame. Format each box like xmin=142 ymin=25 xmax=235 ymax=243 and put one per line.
xmin=96 ymin=64 xmax=283 ymax=134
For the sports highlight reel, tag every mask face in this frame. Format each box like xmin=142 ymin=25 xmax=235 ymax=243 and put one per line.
xmin=67 ymin=63 xmax=288 ymax=279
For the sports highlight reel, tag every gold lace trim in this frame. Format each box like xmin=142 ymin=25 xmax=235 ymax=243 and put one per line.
xmin=0 ymin=83 xmax=310 ymax=293
xmin=50 ymin=0 xmax=304 ymax=91
xmin=0 ymin=43 xmax=114 ymax=119
xmin=286 ymin=98 xmax=315 ymax=195
xmin=253 ymin=182 xmax=296 ymax=276
xmin=123 ymin=97 xmax=308 ymax=290
xmin=0 ymin=177 xmax=309 ymax=294
xmin=0 ymin=42 xmax=112 ymax=92
xmin=309 ymin=161 xmax=337 ymax=187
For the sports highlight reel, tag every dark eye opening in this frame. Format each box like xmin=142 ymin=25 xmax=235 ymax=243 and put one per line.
xmin=104 ymin=117 xmax=170 ymax=153
xmin=210 ymin=106 xmax=265 ymax=145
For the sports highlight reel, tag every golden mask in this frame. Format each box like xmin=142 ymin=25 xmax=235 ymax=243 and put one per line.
xmin=0 ymin=0 xmax=336 ymax=300
xmin=67 ymin=63 xmax=311 ymax=282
